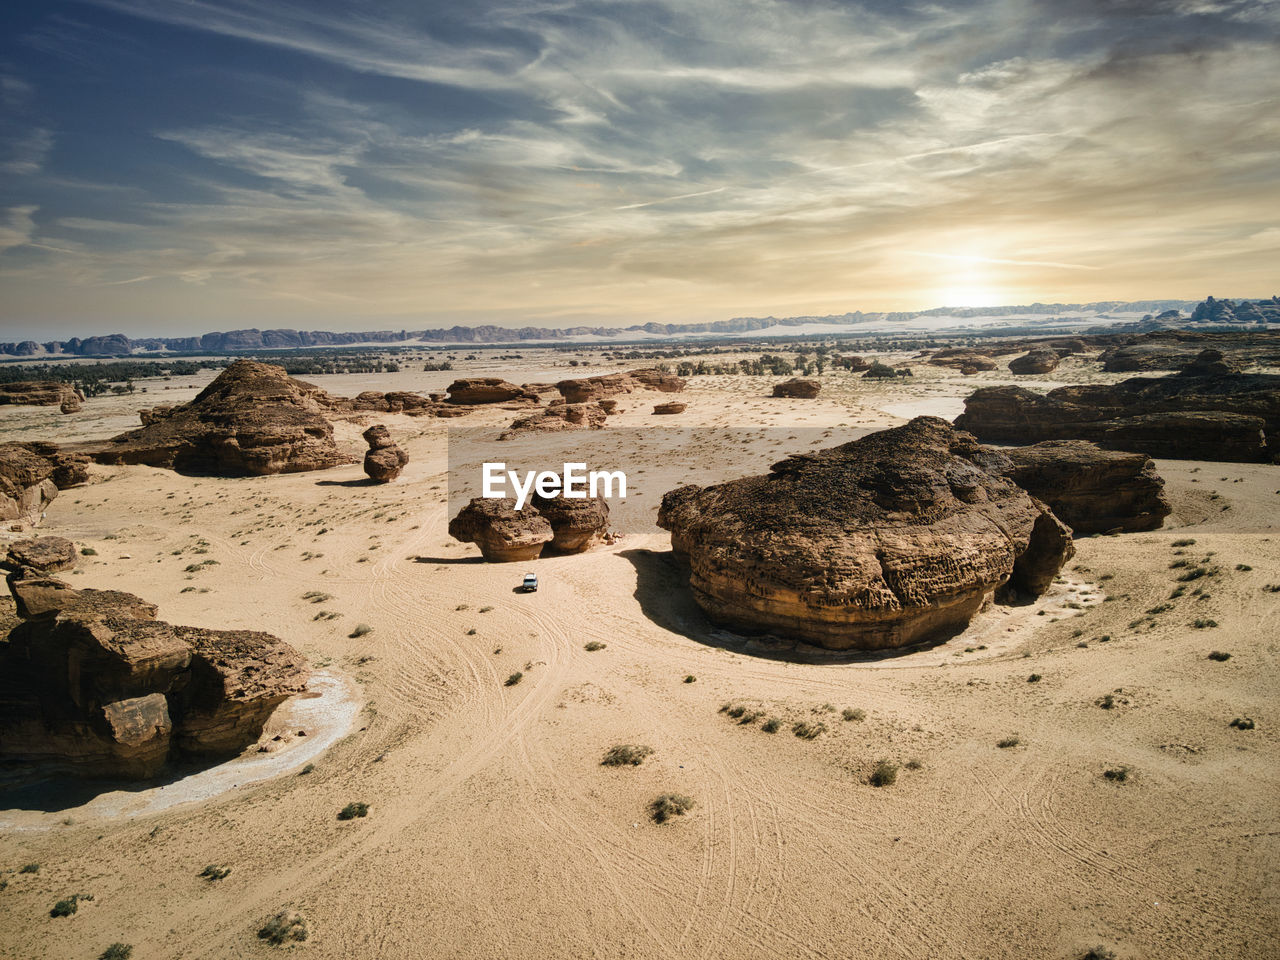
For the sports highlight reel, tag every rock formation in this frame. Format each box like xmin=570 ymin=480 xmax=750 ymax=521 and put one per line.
xmin=446 ymin=378 xmax=538 ymax=405
xmin=500 ymin=401 xmax=609 ymax=438
xmin=1008 ymin=350 xmax=1060 ymax=375
xmin=653 ymin=402 xmax=687 ymax=415
xmin=7 ymin=536 xmax=78 ymax=573
xmin=556 ymin=369 xmax=686 ymax=404
xmin=772 ymin=379 xmax=821 ymax=398
xmin=929 ymin=351 xmax=997 ymax=372
xmin=0 ymin=442 xmax=88 ymax=523
xmin=629 ymin=368 xmax=687 ymax=393
xmin=955 ymin=367 xmax=1280 ymax=462
xmin=529 ymin=492 xmax=609 ymax=552
xmin=0 ymin=381 xmax=83 ymax=412
xmin=86 ymin=360 xmax=350 ymax=476
xmin=362 ymin=425 xmax=409 ymax=483
xmin=657 ymin=417 xmax=1073 ymax=650
xmin=448 ymin=498 xmax=554 ymax=561
xmin=1002 ymin=441 xmax=1171 ymax=534
xmin=0 ymin=579 xmax=308 ymax=779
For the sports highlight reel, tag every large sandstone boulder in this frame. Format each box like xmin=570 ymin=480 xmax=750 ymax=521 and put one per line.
xmin=0 ymin=381 xmax=83 ymax=412
xmin=556 ymin=372 xmax=637 ymax=404
xmin=772 ymin=379 xmax=821 ymax=399
xmin=5 ymin=536 xmax=77 ymax=573
xmin=448 ymin=498 xmax=554 ymax=562
xmin=446 ymin=378 xmax=536 ymax=405
xmin=657 ymin=417 xmax=1073 ymax=650
xmin=1002 ymin=441 xmax=1171 ymax=534
xmin=930 ymin=351 xmax=997 ymax=372
xmin=362 ymin=425 xmax=408 ymax=483
xmin=1008 ymin=350 xmax=1060 ymax=375
xmin=530 ymin=492 xmax=609 ymax=552
xmin=955 ymin=368 xmax=1280 ymax=462
xmin=0 ymin=583 xmax=307 ymax=778
xmin=88 ymin=360 xmax=349 ymax=476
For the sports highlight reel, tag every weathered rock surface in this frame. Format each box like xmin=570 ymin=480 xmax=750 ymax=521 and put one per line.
xmin=0 ymin=582 xmax=308 ymax=778
xmin=556 ymin=369 xmax=686 ymax=403
xmin=1001 ymin=441 xmax=1171 ymax=534
xmin=362 ymin=425 xmax=408 ymax=482
xmin=1008 ymin=350 xmax=1060 ymax=375
xmin=930 ymin=351 xmax=997 ymax=372
xmin=448 ymin=497 xmax=554 ymax=562
xmin=955 ymin=368 xmax=1280 ymax=462
xmin=0 ymin=381 xmax=83 ymax=412
xmin=772 ymin=379 xmax=821 ymax=398
xmin=657 ymin=417 xmax=1073 ymax=650
xmin=653 ymin=402 xmax=687 ymax=415
xmin=629 ymin=368 xmax=687 ymax=393
xmin=500 ymin=401 xmax=609 ymax=438
xmin=4 ymin=536 xmax=77 ymax=573
xmin=88 ymin=360 xmax=350 ymax=476
xmin=530 ymin=492 xmax=610 ymax=552
xmin=446 ymin=378 xmax=538 ymax=405
xmin=0 ymin=442 xmax=88 ymax=523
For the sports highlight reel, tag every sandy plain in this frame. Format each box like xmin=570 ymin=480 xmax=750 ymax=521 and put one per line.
xmin=0 ymin=347 xmax=1277 ymax=959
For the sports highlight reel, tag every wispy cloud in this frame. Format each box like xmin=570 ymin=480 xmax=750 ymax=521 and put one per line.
xmin=907 ymin=252 xmax=1102 ymax=271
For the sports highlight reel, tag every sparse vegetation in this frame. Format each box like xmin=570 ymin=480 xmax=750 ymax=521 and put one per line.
xmin=1229 ymin=717 xmax=1256 ymax=730
xmin=504 ymin=671 xmax=524 ymax=686
xmin=1172 ymin=538 xmax=1196 ymax=547
xmin=349 ymin=623 xmax=373 ymax=638
xmin=200 ymin=864 xmax=231 ymax=881
xmin=761 ymin=717 xmax=781 ymax=733
xmin=1193 ymin=618 xmax=1218 ymax=629
xmin=1081 ymin=946 xmax=1117 ymax=960
xmin=650 ymin=793 xmax=695 ymax=823
xmin=1102 ymin=766 xmax=1130 ymax=783
xmin=868 ymin=760 xmax=898 ymax=787
xmin=1097 ymin=694 xmax=1115 ymax=710
xmin=904 ymin=759 xmax=923 ymax=771
xmin=1207 ymin=651 xmax=1232 ymax=661
xmin=19 ymin=863 xmax=38 ymax=874
xmin=50 ymin=893 xmax=92 ymax=918
xmin=1176 ymin=566 xmax=1209 ymax=582
xmin=997 ymin=736 xmax=1020 ymax=749
xmin=99 ymin=945 xmax=133 ymax=960
xmin=259 ymin=910 xmax=309 ymax=945
xmin=792 ymin=720 xmax=826 ymax=740
xmin=584 ymin=641 xmax=607 ymax=651
xmin=841 ymin=707 xmax=865 ymax=722
xmin=337 ymin=802 xmax=369 ymax=820
xmin=80 ymin=547 xmax=97 ymax=556
xmin=602 ymin=744 xmax=654 ymax=767
xmin=683 ymin=675 xmax=696 ymax=683
xmin=1027 ymin=673 xmax=1042 ymax=683
xmin=299 ymin=763 xmax=314 ymax=775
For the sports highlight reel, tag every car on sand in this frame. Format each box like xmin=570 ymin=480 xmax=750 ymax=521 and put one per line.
xmin=521 ymin=572 xmax=538 ymax=593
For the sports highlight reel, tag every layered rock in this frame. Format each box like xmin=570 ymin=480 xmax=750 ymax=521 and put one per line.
xmin=448 ymin=498 xmax=554 ymax=561
xmin=556 ymin=369 xmax=686 ymax=403
xmin=88 ymin=360 xmax=349 ymax=476
xmin=629 ymin=368 xmax=687 ymax=393
xmin=446 ymin=378 xmax=538 ymax=405
xmin=0 ymin=381 xmax=83 ymax=412
xmin=955 ymin=368 xmax=1280 ymax=462
xmin=1008 ymin=350 xmax=1060 ymax=375
xmin=653 ymin=402 xmax=687 ymax=415
xmin=6 ymin=536 xmax=77 ymax=573
xmin=929 ymin=351 xmax=997 ymax=372
xmin=529 ymin=492 xmax=610 ymax=552
xmin=362 ymin=425 xmax=408 ymax=483
xmin=0 ymin=442 xmax=88 ymax=523
xmin=500 ymin=401 xmax=609 ymax=438
xmin=657 ymin=417 xmax=1073 ymax=650
xmin=772 ymin=379 xmax=821 ymax=398
xmin=0 ymin=583 xmax=307 ymax=778
xmin=1001 ymin=441 xmax=1171 ymax=534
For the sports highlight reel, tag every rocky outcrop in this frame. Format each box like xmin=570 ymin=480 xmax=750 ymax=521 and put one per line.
xmin=448 ymin=498 xmax=554 ymax=562
xmin=0 ymin=381 xmax=83 ymax=412
xmin=500 ymin=401 xmax=609 ymax=439
xmin=629 ymin=368 xmax=687 ymax=393
xmin=653 ymin=402 xmax=687 ymax=415
xmin=556 ymin=369 xmax=686 ymax=404
xmin=6 ymin=536 xmax=77 ymax=573
xmin=955 ymin=368 xmax=1280 ymax=462
xmin=530 ymin=492 xmax=609 ymax=552
xmin=0 ymin=583 xmax=308 ymax=778
xmin=87 ymin=360 xmax=349 ymax=476
xmin=446 ymin=378 xmax=538 ymax=405
xmin=1008 ymin=350 xmax=1060 ymax=375
xmin=0 ymin=442 xmax=88 ymax=523
xmin=1003 ymin=441 xmax=1171 ymax=534
xmin=930 ymin=351 xmax=997 ymax=372
xmin=362 ymin=425 xmax=408 ymax=483
xmin=772 ymin=379 xmax=821 ymax=398
xmin=657 ymin=417 xmax=1072 ymax=650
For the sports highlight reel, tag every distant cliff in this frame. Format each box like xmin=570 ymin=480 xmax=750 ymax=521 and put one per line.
xmin=2 ymin=297 xmax=1248 ymax=358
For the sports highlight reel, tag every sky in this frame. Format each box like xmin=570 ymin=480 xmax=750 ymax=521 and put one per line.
xmin=0 ymin=0 xmax=1277 ymax=340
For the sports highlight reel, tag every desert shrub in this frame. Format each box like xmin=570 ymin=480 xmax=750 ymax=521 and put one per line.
xmin=349 ymin=623 xmax=372 ymax=638
xmin=80 ymin=547 xmax=97 ymax=556
xmin=1102 ymin=766 xmax=1130 ymax=783
xmin=1146 ymin=603 xmax=1173 ymax=615
xmin=792 ymin=720 xmax=826 ymax=740
xmin=465 ymin=627 xmax=476 ymax=635
xmin=1171 ymin=538 xmax=1196 ymax=547
xmin=1081 ymin=947 xmax=1116 ymax=960
xmin=841 ymin=707 xmax=866 ymax=722
xmin=19 ymin=863 xmax=38 ymax=874
xmin=504 ymin=671 xmax=523 ymax=686
xmin=683 ymin=675 xmax=696 ymax=683
xmin=299 ymin=763 xmax=314 ymax=775
xmin=1168 ymin=560 xmax=1190 ymax=570
xmin=1236 ymin=563 xmax=1252 ymax=571
xmin=1207 ymin=651 xmax=1232 ymax=661
xmin=50 ymin=893 xmax=92 ymax=918
xmin=1193 ymin=618 xmax=1218 ymax=629
xmin=1229 ymin=717 xmax=1256 ymax=730
xmin=337 ymin=802 xmax=369 ymax=820
xmin=761 ymin=717 xmax=781 ymax=733
xmin=302 ymin=591 xmax=330 ymax=602
xmin=650 ymin=793 xmax=695 ymax=823
xmin=1097 ymin=694 xmax=1115 ymax=710
xmin=726 ymin=704 xmax=746 ymax=719
xmin=200 ymin=864 xmax=231 ymax=881
xmin=997 ymin=736 xmax=1020 ymax=749
xmin=1176 ymin=567 xmax=1209 ymax=582
xmin=904 ymin=759 xmax=923 ymax=771
xmin=479 ymin=606 xmax=493 ymax=613
xmin=868 ymin=760 xmax=898 ymax=787
xmin=817 ymin=703 xmax=835 ymax=713
xmin=99 ymin=946 xmax=132 ymax=960
xmin=258 ymin=910 xmax=309 ymax=945
xmin=738 ymin=710 xmax=763 ymax=725
xmin=1027 ymin=674 xmax=1042 ymax=683
xmin=1264 ymin=584 xmax=1280 ymax=593
xmin=584 ymin=641 xmax=607 ymax=651
xmin=602 ymin=744 xmax=654 ymax=767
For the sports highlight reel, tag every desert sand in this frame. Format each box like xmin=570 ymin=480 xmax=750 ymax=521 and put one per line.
xmin=1 ymin=349 xmax=1277 ymax=959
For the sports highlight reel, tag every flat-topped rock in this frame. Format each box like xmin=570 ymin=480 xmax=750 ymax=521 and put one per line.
xmin=446 ymin=378 xmax=537 ymax=405
xmin=448 ymin=497 xmax=554 ymax=562
xmin=652 ymin=402 xmax=687 ymax=415
xmin=4 ymin=536 xmax=77 ymax=574
xmin=530 ymin=492 xmax=609 ymax=552
xmin=0 ymin=381 xmax=83 ymax=412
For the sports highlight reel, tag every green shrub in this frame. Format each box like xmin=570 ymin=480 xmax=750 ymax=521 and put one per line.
xmin=584 ymin=641 xmax=607 ymax=651
xmin=299 ymin=763 xmax=314 ymax=775
xmin=200 ymin=864 xmax=231 ymax=881
xmin=337 ymin=802 xmax=369 ymax=820
xmin=349 ymin=623 xmax=373 ymax=638
xmin=997 ymin=736 xmax=1020 ymax=749
xmin=841 ymin=707 xmax=865 ymax=722
xmin=601 ymin=744 xmax=653 ymax=767
xmin=1027 ymin=674 xmax=1042 ymax=683
xmin=504 ymin=671 xmax=523 ymax=686
xmin=1081 ymin=946 xmax=1116 ymax=960
xmin=1102 ymin=766 xmax=1130 ymax=783
xmin=80 ymin=547 xmax=97 ymax=556
xmin=683 ymin=675 xmax=696 ymax=683
xmin=1193 ymin=618 xmax=1218 ymax=629
xmin=258 ymin=910 xmax=308 ymax=945
xmin=19 ymin=863 xmax=38 ymax=874
xmin=1229 ymin=717 xmax=1256 ymax=730
xmin=650 ymin=793 xmax=695 ymax=823
xmin=99 ymin=946 xmax=132 ymax=960
xmin=1171 ymin=538 xmax=1196 ymax=547
xmin=1176 ymin=567 xmax=1209 ymax=582
xmin=792 ymin=720 xmax=826 ymax=740
xmin=1097 ymin=694 xmax=1115 ymax=710
xmin=50 ymin=893 xmax=92 ymax=918
xmin=868 ymin=760 xmax=898 ymax=787
xmin=761 ymin=717 xmax=781 ymax=733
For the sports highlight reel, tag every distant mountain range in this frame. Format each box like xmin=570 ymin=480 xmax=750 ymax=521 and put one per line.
xmin=2 ymin=297 xmax=1273 ymax=358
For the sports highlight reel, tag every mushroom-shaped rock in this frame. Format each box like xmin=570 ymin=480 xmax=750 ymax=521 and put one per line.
xmin=361 ymin=425 xmax=408 ymax=483
xmin=772 ymin=379 xmax=821 ymax=399
xmin=652 ymin=402 xmax=687 ymax=415
xmin=5 ymin=536 xmax=77 ymax=574
xmin=1002 ymin=440 xmax=1171 ymax=534
xmin=448 ymin=498 xmax=554 ymax=562
xmin=1008 ymin=350 xmax=1060 ymax=375
xmin=657 ymin=417 xmax=1073 ymax=651
xmin=530 ymin=492 xmax=609 ymax=552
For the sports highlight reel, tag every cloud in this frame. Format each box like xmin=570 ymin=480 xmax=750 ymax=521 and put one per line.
xmin=0 ymin=206 xmax=38 ymax=252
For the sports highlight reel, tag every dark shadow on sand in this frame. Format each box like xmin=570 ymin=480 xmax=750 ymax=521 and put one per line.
xmin=0 ymin=756 xmax=237 ymax=816
xmin=316 ymin=477 xmax=379 ymax=488
xmin=409 ymin=554 xmax=486 ymax=564
xmin=620 ymin=547 xmax=953 ymax=665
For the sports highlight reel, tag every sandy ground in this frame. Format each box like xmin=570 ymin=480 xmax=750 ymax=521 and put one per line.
xmin=0 ymin=352 xmax=1277 ymax=959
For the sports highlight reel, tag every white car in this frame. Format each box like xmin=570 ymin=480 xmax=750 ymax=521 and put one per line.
xmin=521 ymin=573 xmax=538 ymax=593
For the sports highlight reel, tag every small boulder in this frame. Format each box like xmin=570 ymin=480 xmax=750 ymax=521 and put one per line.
xmin=772 ymin=379 xmax=820 ymax=399
xmin=1008 ymin=350 xmax=1060 ymax=375
xmin=652 ymin=402 xmax=687 ymax=415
